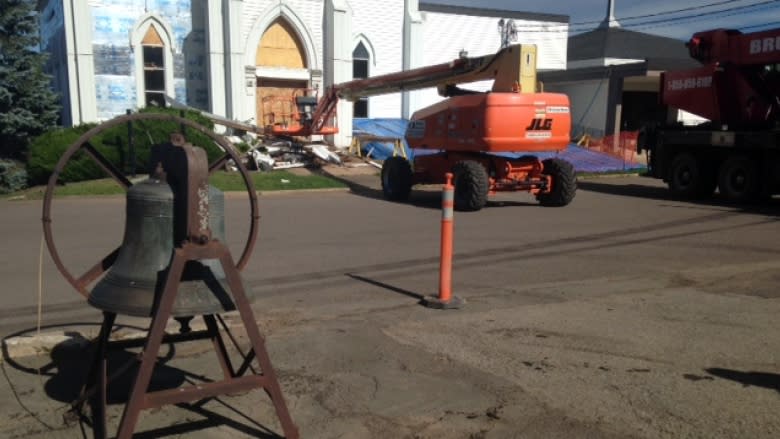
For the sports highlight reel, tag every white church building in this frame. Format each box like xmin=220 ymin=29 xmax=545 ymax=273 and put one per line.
xmin=38 ymin=0 xmax=568 ymax=146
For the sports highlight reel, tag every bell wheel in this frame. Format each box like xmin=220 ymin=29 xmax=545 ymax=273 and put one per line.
xmin=42 ymin=113 xmax=259 ymax=298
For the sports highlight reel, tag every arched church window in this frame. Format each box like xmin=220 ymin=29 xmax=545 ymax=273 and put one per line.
xmin=142 ymin=25 xmax=166 ymax=107
xmin=352 ymin=42 xmax=370 ymax=118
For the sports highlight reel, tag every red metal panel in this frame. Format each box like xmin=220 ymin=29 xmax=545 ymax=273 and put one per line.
xmin=689 ymin=28 xmax=780 ymax=65
xmin=406 ymin=92 xmax=571 ymax=152
xmin=661 ymin=65 xmax=721 ymax=122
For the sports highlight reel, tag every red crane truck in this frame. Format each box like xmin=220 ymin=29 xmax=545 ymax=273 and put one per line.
xmin=638 ymin=27 xmax=780 ymax=202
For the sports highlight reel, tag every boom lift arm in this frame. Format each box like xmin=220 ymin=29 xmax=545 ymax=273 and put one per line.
xmin=277 ymin=44 xmax=540 ymax=136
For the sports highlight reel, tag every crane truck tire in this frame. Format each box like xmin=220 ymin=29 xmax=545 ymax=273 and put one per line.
xmin=718 ymin=155 xmax=760 ymax=202
xmin=452 ymin=160 xmax=489 ymax=211
xmin=668 ymin=152 xmax=716 ymax=198
xmin=537 ymin=158 xmax=576 ymax=207
xmin=381 ymin=156 xmax=413 ymax=201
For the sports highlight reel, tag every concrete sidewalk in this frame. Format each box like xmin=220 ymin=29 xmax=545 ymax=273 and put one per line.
xmin=3 ymin=265 xmax=780 ymax=439
xmin=2 ymin=175 xmax=779 ymax=439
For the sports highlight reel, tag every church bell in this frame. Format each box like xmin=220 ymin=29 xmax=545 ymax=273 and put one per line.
xmin=88 ymin=143 xmax=246 ymax=317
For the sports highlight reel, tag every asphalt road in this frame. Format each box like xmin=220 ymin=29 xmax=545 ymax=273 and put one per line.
xmin=1 ymin=175 xmax=779 ymax=438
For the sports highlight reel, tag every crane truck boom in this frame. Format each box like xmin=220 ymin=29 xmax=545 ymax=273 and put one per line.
xmin=638 ymin=27 xmax=780 ymax=202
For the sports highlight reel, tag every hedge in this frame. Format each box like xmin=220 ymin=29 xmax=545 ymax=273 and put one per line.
xmin=27 ymin=107 xmax=223 ymax=185
xmin=0 ymin=159 xmax=29 ymax=194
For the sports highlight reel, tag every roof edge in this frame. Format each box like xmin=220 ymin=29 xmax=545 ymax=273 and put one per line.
xmin=419 ymin=2 xmax=569 ymax=23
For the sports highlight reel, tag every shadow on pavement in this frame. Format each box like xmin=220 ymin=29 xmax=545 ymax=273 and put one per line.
xmin=346 ymin=273 xmax=425 ymax=301
xmin=321 ymin=167 xmax=541 ymax=211
xmin=133 ymin=400 xmax=282 ymax=438
xmin=578 ymin=179 xmax=780 ymax=217
xmin=1 ymin=323 xmax=281 ymax=438
xmin=706 ymin=367 xmax=780 ymax=393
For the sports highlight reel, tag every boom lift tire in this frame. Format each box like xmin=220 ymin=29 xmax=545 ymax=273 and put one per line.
xmin=537 ymin=158 xmax=576 ymax=207
xmin=452 ymin=160 xmax=489 ymax=211
xmin=381 ymin=156 xmax=413 ymax=201
xmin=718 ymin=155 xmax=760 ymax=202
xmin=668 ymin=152 xmax=715 ymax=198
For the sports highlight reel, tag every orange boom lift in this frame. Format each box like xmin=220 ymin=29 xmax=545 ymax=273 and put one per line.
xmin=214 ymin=44 xmax=576 ymax=211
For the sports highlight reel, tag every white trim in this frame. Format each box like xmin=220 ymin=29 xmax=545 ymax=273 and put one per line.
xmin=352 ymin=33 xmax=377 ymax=66
xmin=255 ymin=66 xmax=311 ymax=80
xmin=567 ymin=57 xmax=644 ymax=69
xmin=63 ymin=0 xmax=98 ymax=124
xmin=244 ymin=4 xmax=320 ymax=71
xmin=130 ymin=14 xmax=176 ymax=109
xmin=325 ymin=0 xmax=353 ymax=147
xmin=403 ymin=0 xmax=424 ymax=118
xmin=206 ymin=0 xmax=226 ymax=116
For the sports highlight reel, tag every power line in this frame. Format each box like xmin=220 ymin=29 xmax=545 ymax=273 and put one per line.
xmin=504 ymin=0 xmax=780 ymax=34
xmin=556 ymin=0 xmax=753 ymax=28
xmin=506 ymin=0 xmax=780 ymax=33
xmin=603 ymin=0 xmax=780 ymax=30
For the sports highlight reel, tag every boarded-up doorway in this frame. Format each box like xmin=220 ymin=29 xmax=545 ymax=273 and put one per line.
xmin=256 ymin=78 xmax=308 ymax=127
xmin=256 ymin=19 xmax=308 ymax=127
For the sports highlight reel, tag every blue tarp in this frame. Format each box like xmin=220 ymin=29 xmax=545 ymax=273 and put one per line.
xmin=352 ymin=118 xmax=645 ymax=173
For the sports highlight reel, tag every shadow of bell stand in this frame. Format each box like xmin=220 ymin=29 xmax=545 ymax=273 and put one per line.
xmin=62 ymin=132 xmax=299 ymax=438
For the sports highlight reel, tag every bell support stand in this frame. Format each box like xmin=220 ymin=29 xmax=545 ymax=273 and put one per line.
xmin=42 ymin=114 xmax=298 ymax=438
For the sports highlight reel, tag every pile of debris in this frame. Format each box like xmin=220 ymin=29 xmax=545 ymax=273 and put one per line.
xmin=224 ymin=136 xmax=342 ymax=172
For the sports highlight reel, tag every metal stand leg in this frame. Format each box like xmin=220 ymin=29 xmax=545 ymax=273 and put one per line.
xmin=67 ymin=311 xmax=115 ymax=438
xmin=108 ymin=241 xmax=299 ymax=438
xmin=219 ymin=248 xmax=299 ymax=439
xmin=115 ymin=250 xmax=187 ymax=439
xmin=204 ymin=314 xmax=235 ymax=380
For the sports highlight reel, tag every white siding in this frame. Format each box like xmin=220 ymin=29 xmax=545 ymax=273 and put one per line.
xmin=411 ymin=11 xmax=568 ymax=116
xmin=350 ymin=0 xmax=405 ymax=118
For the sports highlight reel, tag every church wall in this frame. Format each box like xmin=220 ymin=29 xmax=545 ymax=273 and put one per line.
xmin=89 ymin=0 xmax=209 ymax=120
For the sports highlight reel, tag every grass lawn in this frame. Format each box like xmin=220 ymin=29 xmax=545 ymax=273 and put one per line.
xmin=5 ymin=170 xmax=347 ymax=200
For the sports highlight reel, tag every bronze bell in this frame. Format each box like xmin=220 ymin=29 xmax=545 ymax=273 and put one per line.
xmin=88 ymin=171 xmax=242 ymax=318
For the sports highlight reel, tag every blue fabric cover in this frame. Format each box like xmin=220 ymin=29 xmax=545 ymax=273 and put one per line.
xmin=353 ymin=118 xmax=645 ymax=172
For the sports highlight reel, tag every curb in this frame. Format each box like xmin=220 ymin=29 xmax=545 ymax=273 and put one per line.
xmin=255 ymin=187 xmax=351 ymax=196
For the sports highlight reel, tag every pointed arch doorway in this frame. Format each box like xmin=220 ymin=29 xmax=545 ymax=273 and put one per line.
xmin=256 ymin=19 xmax=310 ymax=128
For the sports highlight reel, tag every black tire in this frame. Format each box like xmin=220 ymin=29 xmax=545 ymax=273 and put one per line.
xmin=718 ymin=156 xmax=760 ymax=203
xmin=381 ymin=156 xmax=413 ymax=201
xmin=452 ymin=160 xmax=489 ymax=211
xmin=537 ymin=158 xmax=576 ymax=207
xmin=668 ymin=152 xmax=715 ymax=198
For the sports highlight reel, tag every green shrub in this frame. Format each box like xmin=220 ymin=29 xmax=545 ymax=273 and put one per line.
xmin=0 ymin=159 xmax=29 ymax=194
xmin=26 ymin=107 xmax=224 ymax=185
xmin=27 ymin=123 xmax=100 ymax=185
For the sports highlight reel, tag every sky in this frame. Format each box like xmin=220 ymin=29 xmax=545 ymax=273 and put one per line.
xmin=427 ymin=0 xmax=780 ymax=40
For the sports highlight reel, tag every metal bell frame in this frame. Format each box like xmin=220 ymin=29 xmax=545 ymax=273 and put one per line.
xmin=42 ymin=113 xmax=299 ymax=438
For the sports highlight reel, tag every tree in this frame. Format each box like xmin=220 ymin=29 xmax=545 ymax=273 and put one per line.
xmin=0 ymin=0 xmax=60 ymax=160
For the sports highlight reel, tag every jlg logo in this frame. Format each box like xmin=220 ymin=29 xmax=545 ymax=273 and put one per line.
xmin=526 ymin=118 xmax=553 ymax=131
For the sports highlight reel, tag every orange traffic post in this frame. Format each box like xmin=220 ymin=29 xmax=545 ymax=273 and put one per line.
xmin=423 ymin=173 xmax=464 ymax=309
